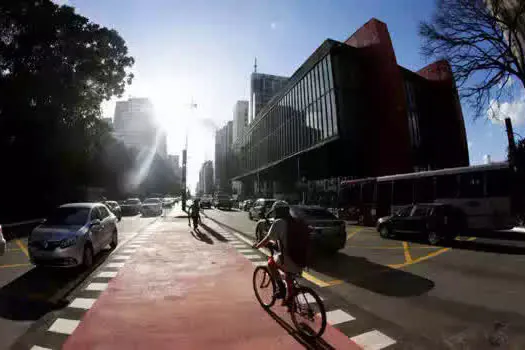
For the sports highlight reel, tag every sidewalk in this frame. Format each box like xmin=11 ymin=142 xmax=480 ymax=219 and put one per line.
xmin=61 ymin=210 xmax=359 ymax=349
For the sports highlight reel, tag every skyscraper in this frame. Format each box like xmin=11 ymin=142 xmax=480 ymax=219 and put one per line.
xmin=214 ymin=121 xmax=233 ymax=192
xmin=113 ymin=97 xmax=167 ymax=157
xmin=249 ymin=73 xmax=288 ymax=123
xmin=232 ymin=100 xmax=249 ymax=144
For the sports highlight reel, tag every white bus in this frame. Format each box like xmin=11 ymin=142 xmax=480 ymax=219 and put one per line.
xmin=340 ymin=162 xmax=516 ymax=230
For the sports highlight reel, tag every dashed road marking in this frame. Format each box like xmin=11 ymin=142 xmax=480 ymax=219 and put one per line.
xmin=85 ymin=283 xmax=108 ymax=291
xmin=30 ymin=346 xmax=52 ymax=350
xmin=326 ymin=309 xmax=356 ymax=325
xmin=48 ymin=318 xmax=80 ymax=335
xmin=97 ymin=271 xmax=118 ymax=278
xmin=107 ymin=262 xmax=125 ymax=268
xmin=69 ymin=298 xmax=96 ymax=310
xmin=243 ymin=254 xmax=262 ymax=260
xmin=350 ymin=329 xmax=396 ymax=349
xmin=113 ymin=255 xmax=131 ymax=261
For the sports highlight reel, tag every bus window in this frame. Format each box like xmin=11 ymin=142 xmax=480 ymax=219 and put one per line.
xmin=486 ymin=169 xmax=510 ymax=197
xmin=459 ymin=172 xmax=484 ymax=198
xmin=436 ymin=175 xmax=458 ymax=199
xmin=362 ymin=182 xmax=375 ymax=203
xmin=393 ymin=179 xmax=413 ymax=205
xmin=414 ymin=177 xmax=435 ymax=202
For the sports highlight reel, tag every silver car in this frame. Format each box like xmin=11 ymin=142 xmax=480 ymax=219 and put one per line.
xmin=28 ymin=203 xmax=118 ymax=268
xmin=141 ymin=198 xmax=163 ymax=216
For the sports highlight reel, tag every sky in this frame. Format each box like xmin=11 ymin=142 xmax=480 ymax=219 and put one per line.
xmin=54 ymin=0 xmax=525 ymax=192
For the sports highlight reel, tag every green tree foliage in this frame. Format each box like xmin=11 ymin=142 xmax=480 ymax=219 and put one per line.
xmin=0 ymin=0 xmax=135 ymax=220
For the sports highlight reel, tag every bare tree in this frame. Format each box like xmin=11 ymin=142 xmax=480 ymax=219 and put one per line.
xmin=420 ymin=0 xmax=525 ymax=120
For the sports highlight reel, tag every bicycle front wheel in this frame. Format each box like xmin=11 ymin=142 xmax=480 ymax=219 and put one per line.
xmin=291 ymin=286 xmax=327 ymax=338
xmin=252 ymin=266 xmax=276 ymax=308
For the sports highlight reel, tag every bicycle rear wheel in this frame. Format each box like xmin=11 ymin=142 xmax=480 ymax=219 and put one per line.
xmin=253 ymin=266 xmax=276 ymax=308
xmin=290 ymin=286 xmax=327 ymax=338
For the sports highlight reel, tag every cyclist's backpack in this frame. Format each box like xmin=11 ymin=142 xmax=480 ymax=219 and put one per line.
xmin=286 ymin=217 xmax=313 ymax=268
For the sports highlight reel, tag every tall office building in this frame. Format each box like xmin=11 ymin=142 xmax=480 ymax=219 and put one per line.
xmin=197 ymin=161 xmax=214 ymax=195
xmin=168 ymin=154 xmax=181 ymax=178
xmin=214 ymin=121 xmax=233 ymax=192
xmin=232 ymin=100 xmax=249 ymax=144
xmin=113 ymin=97 xmax=167 ymax=157
xmin=249 ymin=72 xmax=288 ymax=123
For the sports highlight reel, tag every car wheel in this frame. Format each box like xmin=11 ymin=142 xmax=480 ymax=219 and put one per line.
xmin=379 ymin=225 xmax=391 ymax=238
xmin=428 ymin=231 xmax=441 ymax=245
xmin=83 ymin=244 xmax=94 ymax=269
xmin=110 ymin=230 xmax=118 ymax=249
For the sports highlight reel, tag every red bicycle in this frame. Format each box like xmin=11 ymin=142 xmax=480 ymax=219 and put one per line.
xmin=252 ymin=242 xmax=327 ymax=338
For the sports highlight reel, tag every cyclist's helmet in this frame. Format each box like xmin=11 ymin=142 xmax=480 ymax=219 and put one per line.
xmin=270 ymin=200 xmax=290 ymax=219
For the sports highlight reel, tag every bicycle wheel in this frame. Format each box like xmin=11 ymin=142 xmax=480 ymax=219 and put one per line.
xmin=253 ymin=266 xmax=276 ymax=308
xmin=290 ymin=286 xmax=327 ymax=338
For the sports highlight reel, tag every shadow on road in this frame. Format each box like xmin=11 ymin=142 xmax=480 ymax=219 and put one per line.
xmin=0 ymin=250 xmax=111 ymax=321
xmin=264 ymin=308 xmax=335 ymax=350
xmin=199 ymin=223 xmax=228 ymax=242
xmin=190 ymin=227 xmax=213 ymax=244
xmin=312 ymin=253 xmax=434 ymax=297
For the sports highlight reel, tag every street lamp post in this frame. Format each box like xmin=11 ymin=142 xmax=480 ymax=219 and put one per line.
xmin=181 ymin=100 xmax=197 ymax=212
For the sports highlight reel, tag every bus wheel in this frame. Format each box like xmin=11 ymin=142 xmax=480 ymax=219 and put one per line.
xmin=379 ymin=225 xmax=391 ymax=238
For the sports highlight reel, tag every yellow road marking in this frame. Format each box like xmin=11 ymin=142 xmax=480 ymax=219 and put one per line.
xmin=0 ymin=263 xmax=31 ymax=269
xmin=402 ymin=241 xmax=413 ymax=263
xmin=7 ymin=248 xmax=21 ymax=252
xmin=346 ymin=229 xmax=362 ymax=240
xmin=15 ymin=239 xmax=29 ymax=258
xmin=302 ymin=271 xmax=330 ymax=287
xmin=345 ymin=245 xmax=438 ymax=249
xmin=388 ymin=247 xmax=450 ymax=269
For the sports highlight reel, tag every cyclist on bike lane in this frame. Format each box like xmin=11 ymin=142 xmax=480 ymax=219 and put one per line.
xmin=254 ymin=200 xmax=309 ymax=304
xmin=188 ymin=199 xmax=201 ymax=228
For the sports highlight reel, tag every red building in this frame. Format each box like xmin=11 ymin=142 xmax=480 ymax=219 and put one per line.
xmin=231 ymin=18 xmax=469 ymax=201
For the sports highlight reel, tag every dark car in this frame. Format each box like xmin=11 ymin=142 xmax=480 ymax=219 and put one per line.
xmin=248 ymin=198 xmax=277 ymax=220
xmin=213 ymin=195 xmax=232 ymax=210
xmin=104 ymin=201 xmax=122 ymax=221
xmin=376 ymin=203 xmax=466 ymax=245
xmin=120 ymin=198 xmax=142 ymax=215
xmin=255 ymin=205 xmax=346 ymax=254
xmin=200 ymin=197 xmax=212 ymax=209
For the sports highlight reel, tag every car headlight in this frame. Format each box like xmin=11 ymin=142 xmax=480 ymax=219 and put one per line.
xmin=60 ymin=237 xmax=77 ymax=249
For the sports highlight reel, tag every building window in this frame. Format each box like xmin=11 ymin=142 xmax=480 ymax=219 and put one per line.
xmin=323 ymin=57 xmax=330 ymax=92
xmin=326 ymin=55 xmax=334 ymax=90
xmin=330 ymin=90 xmax=338 ymax=135
xmin=324 ymin=93 xmax=333 ymax=137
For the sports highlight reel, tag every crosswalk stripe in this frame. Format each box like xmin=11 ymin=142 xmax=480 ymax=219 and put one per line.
xmin=350 ymin=330 xmax=396 ymax=350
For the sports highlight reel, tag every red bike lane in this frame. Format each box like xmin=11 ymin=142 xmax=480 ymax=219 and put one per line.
xmin=62 ymin=218 xmax=360 ymax=349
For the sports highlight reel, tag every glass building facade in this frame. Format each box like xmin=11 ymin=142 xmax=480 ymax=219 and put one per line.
xmin=234 ymin=53 xmax=338 ymax=178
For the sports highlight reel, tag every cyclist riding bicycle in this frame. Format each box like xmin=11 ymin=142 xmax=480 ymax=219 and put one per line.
xmin=188 ymin=199 xmax=201 ymax=228
xmin=254 ymin=200 xmax=310 ymax=303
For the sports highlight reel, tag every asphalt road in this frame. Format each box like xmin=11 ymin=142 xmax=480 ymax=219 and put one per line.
xmin=203 ymin=207 xmax=525 ymax=349
xmin=0 ymin=213 xmax=160 ymax=350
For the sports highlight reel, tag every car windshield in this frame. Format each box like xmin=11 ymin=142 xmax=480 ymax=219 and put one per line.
xmin=296 ymin=208 xmax=336 ymax=220
xmin=105 ymin=202 xmax=117 ymax=208
xmin=44 ymin=207 xmax=90 ymax=226
xmin=144 ymin=198 xmax=160 ymax=204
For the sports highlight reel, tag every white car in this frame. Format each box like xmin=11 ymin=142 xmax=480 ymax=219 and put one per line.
xmin=141 ymin=198 xmax=163 ymax=216
xmin=0 ymin=225 xmax=5 ymax=256
xmin=28 ymin=203 xmax=118 ymax=268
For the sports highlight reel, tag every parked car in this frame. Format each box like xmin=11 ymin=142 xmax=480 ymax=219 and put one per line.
xmin=28 ymin=203 xmax=118 ymax=268
xmin=249 ymin=198 xmax=277 ymax=221
xmin=214 ymin=195 xmax=232 ymax=210
xmin=120 ymin=198 xmax=142 ymax=215
xmin=104 ymin=201 xmax=122 ymax=221
xmin=0 ymin=225 xmax=5 ymax=256
xmin=141 ymin=198 xmax=163 ymax=216
xmin=162 ymin=197 xmax=174 ymax=208
xmin=240 ymin=199 xmax=253 ymax=211
xmin=376 ymin=203 xmax=466 ymax=245
xmin=200 ymin=197 xmax=212 ymax=209
xmin=255 ymin=205 xmax=346 ymax=254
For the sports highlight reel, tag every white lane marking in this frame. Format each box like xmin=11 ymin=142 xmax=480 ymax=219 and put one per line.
xmin=297 ymin=293 xmax=324 ymax=305
xmin=238 ymin=249 xmax=253 ymax=253
xmin=107 ymin=262 xmax=125 ymax=268
xmin=48 ymin=318 xmax=80 ymax=335
xmin=121 ymin=250 xmax=136 ymax=254
xmin=127 ymin=245 xmax=141 ymax=248
xmin=252 ymin=261 xmax=267 ymax=267
xmin=350 ymin=330 xmax=396 ymax=350
xmin=243 ymin=254 xmax=262 ymax=260
xmin=326 ymin=309 xmax=355 ymax=325
xmin=86 ymin=282 xmax=108 ymax=291
xmin=69 ymin=298 xmax=97 ymax=310
xmin=97 ymin=271 xmax=118 ymax=278
xmin=231 ymin=243 xmax=246 ymax=247
xmin=113 ymin=255 xmax=131 ymax=261
xmin=30 ymin=346 xmax=52 ymax=350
